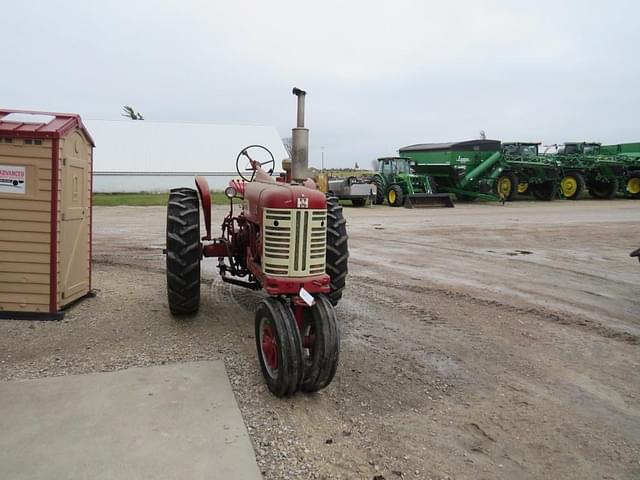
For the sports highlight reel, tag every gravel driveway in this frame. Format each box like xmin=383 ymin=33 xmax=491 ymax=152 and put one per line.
xmin=1 ymin=200 xmax=639 ymax=480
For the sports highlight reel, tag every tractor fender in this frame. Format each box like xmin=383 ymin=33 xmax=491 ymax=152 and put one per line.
xmin=229 ymin=178 xmax=246 ymax=198
xmin=373 ymin=173 xmax=386 ymax=189
xmin=194 ymin=176 xmax=212 ymax=240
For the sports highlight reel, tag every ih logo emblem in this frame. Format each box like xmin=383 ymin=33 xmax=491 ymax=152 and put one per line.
xmin=297 ymin=197 xmax=309 ymax=209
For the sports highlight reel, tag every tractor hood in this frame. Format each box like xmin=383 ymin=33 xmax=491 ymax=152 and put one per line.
xmin=244 ymin=181 xmax=327 ymax=222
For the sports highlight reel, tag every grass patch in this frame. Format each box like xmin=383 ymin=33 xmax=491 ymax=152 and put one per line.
xmin=325 ymin=169 xmax=374 ymax=178
xmin=93 ymin=192 xmax=239 ymax=206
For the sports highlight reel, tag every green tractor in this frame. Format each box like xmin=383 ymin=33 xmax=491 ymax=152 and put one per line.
xmin=372 ymin=157 xmax=454 ymax=208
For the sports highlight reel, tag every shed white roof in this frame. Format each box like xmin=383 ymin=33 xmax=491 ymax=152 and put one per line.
xmin=85 ymin=120 xmax=288 ymax=173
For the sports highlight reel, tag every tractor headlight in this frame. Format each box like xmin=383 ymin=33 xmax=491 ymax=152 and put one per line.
xmin=224 ymin=186 xmax=237 ymax=199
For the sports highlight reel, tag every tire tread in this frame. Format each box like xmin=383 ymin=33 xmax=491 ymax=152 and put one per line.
xmin=166 ymin=187 xmax=201 ymax=315
xmin=325 ymin=196 xmax=349 ymax=306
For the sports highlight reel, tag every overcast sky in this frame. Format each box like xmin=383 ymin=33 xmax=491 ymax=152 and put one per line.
xmin=3 ymin=0 xmax=639 ymax=168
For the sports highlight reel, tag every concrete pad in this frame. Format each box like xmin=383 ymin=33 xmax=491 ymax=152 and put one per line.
xmin=0 ymin=361 xmax=262 ymax=480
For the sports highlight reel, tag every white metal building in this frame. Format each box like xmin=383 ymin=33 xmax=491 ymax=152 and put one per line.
xmin=86 ymin=120 xmax=288 ymax=192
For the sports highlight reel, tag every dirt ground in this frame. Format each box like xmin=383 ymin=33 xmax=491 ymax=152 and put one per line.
xmin=1 ymin=199 xmax=639 ymax=480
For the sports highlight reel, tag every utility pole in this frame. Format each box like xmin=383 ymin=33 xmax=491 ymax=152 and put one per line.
xmin=321 ymin=146 xmax=325 ymax=171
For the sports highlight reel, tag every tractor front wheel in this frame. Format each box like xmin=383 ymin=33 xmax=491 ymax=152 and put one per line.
xmin=496 ymin=172 xmax=518 ymax=201
xmin=588 ymin=179 xmax=618 ymax=199
xmin=255 ymin=298 xmax=304 ymax=397
xmin=560 ymin=171 xmax=585 ymax=200
xmin=625 ymin=172 xmax=640 ymax=198
xmin=300 ymin=294 xmax=340 ymax=393
xmin=166 ymin=188 xmax=201 ymax=315
xmin=531 ymin=181 xmax=558 ymax=201
xmin=326 ymin=195 xmax=349 ymax=306
xmin=387 ymin=184 xmax=404 ymax=207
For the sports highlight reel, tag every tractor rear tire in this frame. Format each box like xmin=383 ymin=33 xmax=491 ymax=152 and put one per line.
xmin=625 ymin=172 xmax=640 ymax=198
xmin=372 ymin=177 xmax=385 ymax=205
xmin=387 ymin=184 xmax=404 ymax=207
xmin=531 ymin=181 xmax=558 ymax=201
xmin=588 ymin=178 xmax=618 ymax=199
xmin=166 ymin=188 xmax=201 ymax=315
xmin=496 ymin=171 xmax=518 ymax=201
xmin=300 ymin=294 xmax=340 ymax=393
xmin=326 ymin=195 xmax=349 ymax=306
xmin=255 ymin=298 xmax=304 ymax=397
xmin=560 ymin=171 xmax=585 ymax=200
xmin=351 ymin=198 xmax=366 ymax=207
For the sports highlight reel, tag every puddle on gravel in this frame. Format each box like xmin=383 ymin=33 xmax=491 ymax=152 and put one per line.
xmin=423 ymin=352 xmax=461 ymax=377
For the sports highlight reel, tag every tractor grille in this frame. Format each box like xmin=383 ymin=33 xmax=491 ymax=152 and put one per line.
xmin=263 ymin=208 xmax=326 ymax=277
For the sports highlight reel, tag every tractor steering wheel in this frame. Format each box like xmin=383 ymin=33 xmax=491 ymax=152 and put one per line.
xmin=235 ymin=145 xmax=276 ymax=182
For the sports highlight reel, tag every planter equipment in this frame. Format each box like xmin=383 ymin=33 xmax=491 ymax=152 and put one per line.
xmin=501 ymin=142 xmax=561 ymax=201
xmin=600 ymin=142 xmax=640 ymax=198
xmin=554 ymin=143 xmax=628 ymax=200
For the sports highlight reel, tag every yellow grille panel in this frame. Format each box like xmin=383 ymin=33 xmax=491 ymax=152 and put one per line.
xmin=263 ymin=208 xmax=326 ymax=277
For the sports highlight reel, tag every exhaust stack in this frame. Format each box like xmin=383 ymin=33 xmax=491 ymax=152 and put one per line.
xmin=291 ymin=87 xmax=309 ymax=182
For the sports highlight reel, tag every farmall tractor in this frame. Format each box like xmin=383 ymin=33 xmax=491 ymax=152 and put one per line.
xmin=165 ymin=89 xmax=348 ymax=397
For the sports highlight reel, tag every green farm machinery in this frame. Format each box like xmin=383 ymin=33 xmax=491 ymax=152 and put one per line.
xmin=372 ymin=157 xmax=454 ymax=208
xmin=399 ymin=140 xmax=560 ymax=202
xmin=552 ymin=142 xmax=628 ymax=199
xmin=600 ymin=142 xmax=640 ymax=198
xmin=501 ymin=142 xmax=561 ymax=201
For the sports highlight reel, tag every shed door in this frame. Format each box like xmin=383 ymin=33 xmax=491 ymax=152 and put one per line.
xmin=60 ymin=133 xmax=89 ymax=303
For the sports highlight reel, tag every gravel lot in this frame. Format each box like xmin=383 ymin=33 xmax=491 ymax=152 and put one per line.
xmin=1 ymin=199 xmax=639 ymax=479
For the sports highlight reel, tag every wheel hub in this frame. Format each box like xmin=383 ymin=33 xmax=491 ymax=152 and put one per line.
xmin=388 ymin=190 xmax=396 ymax=204
xmin=261 ymin=323 xmax=278 ymax=372
xmin=301 ymin=320 xmax=316 ymax=355
xmin=517 ymin=182 xmax=528 ymax=194
xmin=627 ymin=177 xmax=640 ymax=194
xmin=561 ymin=176 xmax=577 ymax=197
xmin=497 ymin=177 xmax=512 ymax=197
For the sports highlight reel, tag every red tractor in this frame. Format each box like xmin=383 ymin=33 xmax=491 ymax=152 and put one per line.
xmin=165 ymin=88 xmax=348 ymax=396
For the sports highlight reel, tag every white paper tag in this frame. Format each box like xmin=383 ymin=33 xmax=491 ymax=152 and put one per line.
xmin=299 ymin=287 xmax=314 ymax=307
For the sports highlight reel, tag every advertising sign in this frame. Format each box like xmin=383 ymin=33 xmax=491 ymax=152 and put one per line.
xmin=0 ymin=165 xmax=26 ymax=194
